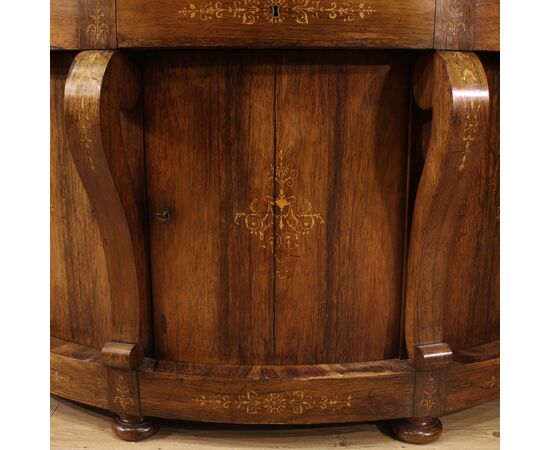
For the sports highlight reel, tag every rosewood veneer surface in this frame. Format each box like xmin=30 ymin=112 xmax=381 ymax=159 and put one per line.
xmin=51 ymin=0 xmax=500 ymax=443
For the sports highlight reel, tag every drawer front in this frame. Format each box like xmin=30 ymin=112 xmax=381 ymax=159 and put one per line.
xmin=117 ymin=0 xmax=435 ymax=48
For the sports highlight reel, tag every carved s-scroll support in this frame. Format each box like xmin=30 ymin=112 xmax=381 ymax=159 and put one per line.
xmin=406 ymin=50 xmax=489 ymax=356
xmin=64 ymin=50 xmax=147 ymax=346
xmin=395 ymin=51 xmax=489 ymax=444
xmin=64 ymin=51 xmax=154 ymax=440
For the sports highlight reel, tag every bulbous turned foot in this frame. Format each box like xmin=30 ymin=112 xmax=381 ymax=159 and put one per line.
xmin=112 ymin=414 xmax=159 ymax=441
xmin=392 ymin=417 xmax=442 ymax=444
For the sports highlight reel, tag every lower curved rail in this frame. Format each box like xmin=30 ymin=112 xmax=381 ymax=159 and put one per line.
xmin=51 ymin=337 xmax=499 ymax=425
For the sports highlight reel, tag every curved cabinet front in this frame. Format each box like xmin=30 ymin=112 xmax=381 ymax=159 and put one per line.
xmin=50 ymin=47 xmax=500 ymax=443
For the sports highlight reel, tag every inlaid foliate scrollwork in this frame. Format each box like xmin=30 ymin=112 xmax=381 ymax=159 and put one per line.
xmin=419 ymin=375 xmax=439 ymax=412
xmin=113 ymin=375 xmax=134 ymax=411
xmin=450 ymin=52 xmax=484 ymax=172
xmin=234 ymin=148 xmax=324 ymax=279
xmin=441 ymin=0 xmax=466 ymax=39
xmin=86 ymin=0 xmax=109 ymax=43
xmin=179 ymin=0 xmax=375 ymax=25
xmin=194 ymin=390 xmax=352 ymax=414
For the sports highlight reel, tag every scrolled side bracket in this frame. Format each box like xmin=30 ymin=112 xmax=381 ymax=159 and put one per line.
xmin=405 ymin=51 xmax=490 ymax=420
xmin=64 ymin=51 xmax=151 ymax=428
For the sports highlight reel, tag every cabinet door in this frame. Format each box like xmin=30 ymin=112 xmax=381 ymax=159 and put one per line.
xmin=272 ymin=51 xmax=410 ymax=364
xmin=145 ymin=50 xmax=411 ymax=365
xmin=144 ymin=51 xmax=276 ymax=365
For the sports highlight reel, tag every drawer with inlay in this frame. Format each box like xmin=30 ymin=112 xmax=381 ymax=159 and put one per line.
xmin=116 ymin=0 xmax=436 ymax=48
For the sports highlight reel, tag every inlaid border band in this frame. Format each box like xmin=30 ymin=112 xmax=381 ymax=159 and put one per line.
xmin=179 ymin=0 xmax=375 ymax=25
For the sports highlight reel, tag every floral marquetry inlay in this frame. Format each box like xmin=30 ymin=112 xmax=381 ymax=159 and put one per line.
xmin=178 ymin=1 xmax=375 ymax=25
xmin=419 ymin=375 xmax=439 ymax=413
xmin=234 ymin=148 xmax=325 ymax=279
xmin=113 ymin=375 xmax=134 ymax=411
xmin=194 ymin=390 xmax=353 ymax=414
xmin=86 ymin=0 xmax=109 ymax=43
xmin=442 ymin=0 xmax=466 ymax=39
xmin=451 ymin=52 xmax=483 ymax=172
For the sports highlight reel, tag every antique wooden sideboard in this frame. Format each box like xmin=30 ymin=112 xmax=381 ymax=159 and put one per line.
xmin=50 ymin=0 xmax=500 ymax=443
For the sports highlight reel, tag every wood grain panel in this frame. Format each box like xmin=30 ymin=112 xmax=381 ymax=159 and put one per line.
xmin=442 ymin=53 xmax=499 ymax=352
xmin=273 ymin=51 xmax=411 ymax=364
xmin=138 ymin=359 xmax=415 ymax=423
xmin=445 ymin=358 xmax=499 ymax=412
xmin=143 ymin=51 xmax=275 ymax=365
xmin=50 ymin=338 xmax=109 ymax=409
xmin=117 ymin=0 xmax=435 ymax=48
xmin=473 ymin=0 xmax=500 ymax=51
xmin=50 ymin=0 xmax=80 ymax=50
xmin=454 ymin=339 xmax=499 ymax=363
xmin=50 ymin=52 xmax=111 ymax=349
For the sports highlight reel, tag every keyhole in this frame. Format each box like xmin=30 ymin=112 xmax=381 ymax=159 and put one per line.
xmin=271 ymin=4 xmax=280 ymax=18
xmin=155 ymin=208 xmax=171 ymax=222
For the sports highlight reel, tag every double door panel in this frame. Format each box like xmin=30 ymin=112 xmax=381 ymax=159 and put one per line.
xmin=143 ymin=50 xmax=410 ymax=365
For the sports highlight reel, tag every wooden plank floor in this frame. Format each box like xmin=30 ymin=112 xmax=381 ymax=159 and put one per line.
xmin=51 ymin=396 xmax=499 ymax=449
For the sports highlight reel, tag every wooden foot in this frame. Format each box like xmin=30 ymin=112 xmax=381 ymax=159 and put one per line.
xmin=112 ymin=414 xmax=158 ymax=441
xmin=392 ymin=417 xmax=442 ymax=444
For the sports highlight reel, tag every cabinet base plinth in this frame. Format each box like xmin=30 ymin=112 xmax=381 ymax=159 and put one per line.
xmin=391 ymin=417 xmax=442 ymax=444
xmin=112 ymin=414 xmax=159 ymax=441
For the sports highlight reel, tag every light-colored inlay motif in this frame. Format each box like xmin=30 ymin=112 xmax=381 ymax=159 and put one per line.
xmin=234 ymin=148 xmax=324 ymax=279
xmin=113 ymin=375 xmax=134 ymax=411
xmin=442 ymin=0 xmax=466 ymax=40
xmin=452 ymin=52 xmax=482 ymax=172
xmin=194 ymin=390 xmax=353 ymax=414
xmin=480 ymin=375 xmax=499 ymax=389
xmin=87 ymin=0 xmax=108 ymax=43
xmin=419 ymin=375 xmax=438 ymax=412
xmin=179 ymin=1 xmax=375 ymax=25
